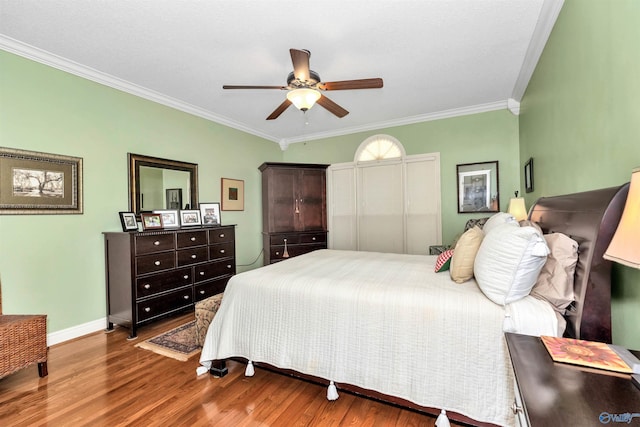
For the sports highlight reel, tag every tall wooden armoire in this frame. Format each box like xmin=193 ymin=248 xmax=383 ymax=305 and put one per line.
xmin=259 ymin=162 xmax=329 ymax=264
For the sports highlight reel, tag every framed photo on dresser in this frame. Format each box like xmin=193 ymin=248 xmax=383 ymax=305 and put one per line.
xmin=153 ymin=210 xmax=179 ymax=228
xmin=140 ymin=213 xmax=163 ymax=230
xmin=199 ymin=202 xmax=221 ymax=226
xmin=119 ymin=211 xmax=138 ymax=231
xmin=180 ymin=209 xmax=201 ymax=226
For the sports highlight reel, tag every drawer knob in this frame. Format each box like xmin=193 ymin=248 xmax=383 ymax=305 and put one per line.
xmin=276 ymin=251 xmax=280 ymax=255
xmin=144 ymin=307 xmax=151 ymax=312
xmin=154 ymin=261 xmax=161 ymax=266
xmin=183 ymin=275 xmax=189 ymax=279
xmin=226 ymin=264 xmax=231 ymax=269
xmin=512 ymin=402 xmax=523 ymax=414
xmin=191 ymin=254 xmax=197 ymax=259
xmin=183 ymin=295 xmax=190 ymax=300
xmin=153 ymin=241 xmax=160 ymax=246
xmin=312 ymin=237 xmax=316 ymax=241
xmin=200 ymin=290 xmax=205 ymax=294
xmin=220 ymin=249 xmax=225 ymax=254
xmin=144 ymin=284 xmax=151 ymax=289
xmin=190 ymin=237 xmax=196 ymax=241
xmin=200 ymin=271 xmax=205 ymax=276
xmin=219 ymin=233 xmax=225 ymax=238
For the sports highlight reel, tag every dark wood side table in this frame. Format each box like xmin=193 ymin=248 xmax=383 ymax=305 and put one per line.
xmin=505 ymin=332 xmax=640 ymax=427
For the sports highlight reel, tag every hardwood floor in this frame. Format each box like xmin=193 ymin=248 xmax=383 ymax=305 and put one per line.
xmin=0 ymin=313 xmax=465 ymax=427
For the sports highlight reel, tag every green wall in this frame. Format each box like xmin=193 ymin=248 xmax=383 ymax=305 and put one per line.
xmin=0 ymin=51 xmax=281 ymax=334
xmin=519 ymin=0 xmax=640 ymax=348
xmin=283 ymin=110 xmax=520 ymax=244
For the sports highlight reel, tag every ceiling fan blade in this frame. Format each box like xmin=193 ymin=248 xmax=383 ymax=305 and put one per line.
xmin=316 ymin=95 xmax=349 ymax=118
xmin=223 ymin=85 xmax=287 ymax=90
xmin=266 ymin=99 xmax=293 ymax=120
xmin=319 ymin=78 xmax=383 ymax=91
xmin=290 ymin=49 xmax=311 ymax=81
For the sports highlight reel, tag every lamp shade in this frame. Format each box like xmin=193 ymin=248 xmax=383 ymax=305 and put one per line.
xmin=604 ymin=167 xmax=640 ymax=269
xmin=507 ymin=197 xmax=527 ymax=221
xmin=286 ymin=88 xmax=321 ymax=111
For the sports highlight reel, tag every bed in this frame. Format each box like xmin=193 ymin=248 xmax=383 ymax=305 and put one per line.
xmin=199 ymin=184 xmax=629 ymax=427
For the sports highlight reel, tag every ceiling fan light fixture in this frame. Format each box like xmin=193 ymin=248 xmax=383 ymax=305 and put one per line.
xmin=287 ymin=88 xmax=321 ymax=111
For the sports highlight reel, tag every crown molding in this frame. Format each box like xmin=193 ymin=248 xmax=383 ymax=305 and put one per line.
xmin=511 ymin=0 xmax=564 ymax=101
xmin=0 ymin=36 xmax=280 ymax=143
xmin=279 ymin=100 xmax=509 ymax=147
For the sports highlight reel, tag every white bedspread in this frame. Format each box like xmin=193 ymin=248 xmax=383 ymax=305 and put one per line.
xmin=200 ymin=249 xmax=558 ymax=427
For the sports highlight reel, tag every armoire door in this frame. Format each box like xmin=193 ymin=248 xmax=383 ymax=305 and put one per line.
xmin=298 ymin=168 xmax=327 ymax=231
xmin=264 ymin=167 xmax=297 ymax=233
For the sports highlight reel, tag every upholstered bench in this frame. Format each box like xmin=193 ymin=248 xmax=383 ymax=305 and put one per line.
xmin=194 ymin=293 xmax=224 ymax=347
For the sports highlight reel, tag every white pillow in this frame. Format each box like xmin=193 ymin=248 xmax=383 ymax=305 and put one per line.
xmin=482 ymin=212 xmax=518 ymax=235
xmin=474 ymin=223 xmax=550 ymax=305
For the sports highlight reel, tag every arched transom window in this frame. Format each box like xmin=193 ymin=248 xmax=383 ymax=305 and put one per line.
xmin=355 ymin=134 xmax=405 ymax=162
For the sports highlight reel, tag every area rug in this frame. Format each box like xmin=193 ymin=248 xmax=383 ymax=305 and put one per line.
xmin=135 ymin=321 xmax=200 ymax=361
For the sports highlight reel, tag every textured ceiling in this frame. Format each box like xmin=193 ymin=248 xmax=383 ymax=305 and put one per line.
xmin=0 ymin=0 xmax=564 ymax=148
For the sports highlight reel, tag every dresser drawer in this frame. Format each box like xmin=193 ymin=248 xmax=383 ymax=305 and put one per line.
xmin=136 ymin=268 xmax=192 ymax=299
xmin=176 ymin=247 xmax=208 ymax=266
xmin=209 ymin=227 xmax=235 ymax=244
xmin=136 ymin=252 xmax=176 ymax=275
xmin=270 ymin=234 xmax=301 ymax=245
xmin=194 ymin=259 xmax=235 ymax=283
xmin=136 ymin=288 xmax=193 ymax=322
xmin=177 ymin=230 xmax=208 ymax=248
xmin=209 ymin=242 xmax=235 ymax=260
xmin=195 ymin=277 xmax=230 ymax=301
xmin=299 ymin=232 xmax=326 ymax=244
xmin=135 ymin=234 xmax=175 ymax=254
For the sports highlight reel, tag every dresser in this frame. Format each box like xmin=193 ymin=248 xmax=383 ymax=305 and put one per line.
xmin=259 ymin=162 xmax=328 ymax=264
xmin=505 ymin=332 xmax=640 ymax=427
xmin=104 ymin=225 xmax=235 ymax=339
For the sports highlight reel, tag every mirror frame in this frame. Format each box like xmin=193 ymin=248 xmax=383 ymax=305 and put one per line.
xmin=456 ymin=160 xmax=500 ymax=214
xmin=128 ymin=153 xmax=198 ymax=215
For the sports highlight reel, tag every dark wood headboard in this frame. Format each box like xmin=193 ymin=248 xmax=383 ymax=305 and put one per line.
xmin=528 ymin=184 xmax=629 ymax=344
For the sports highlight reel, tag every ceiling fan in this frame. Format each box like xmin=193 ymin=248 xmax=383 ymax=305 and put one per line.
xmin=223 ymin=49 xmax=383 ymax=120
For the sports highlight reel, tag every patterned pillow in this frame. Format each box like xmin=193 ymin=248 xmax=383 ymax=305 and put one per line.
xmin=434 ymin=249 xmax=454 ymax=272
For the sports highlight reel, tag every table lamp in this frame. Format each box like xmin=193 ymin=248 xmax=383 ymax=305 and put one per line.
xmin=507 ymin=191 xmax=528 ymax=221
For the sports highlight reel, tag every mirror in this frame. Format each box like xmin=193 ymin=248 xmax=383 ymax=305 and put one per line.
xmin=128 ymin=153 xmax=198 ymax=215
xmin=456 ymin=161 xmax=499 ymax=213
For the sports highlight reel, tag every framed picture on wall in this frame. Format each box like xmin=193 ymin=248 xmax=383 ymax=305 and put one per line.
xmin=221 ymin=178 xmax=244 ymax=211
xmin=524 ymin=158 xmax=534 ymax=193
xmin=456 ymin=161 xmax=500 ymax=213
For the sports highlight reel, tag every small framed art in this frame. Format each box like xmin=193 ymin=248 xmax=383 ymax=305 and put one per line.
xmin=141 ymin=213 xmax=163 ymax=230
xmin=221 ymin=178 xmax=244 ymax=211
xmin=180 ymin=209 xmax=201 ymax=226
xmin=154 ymin=210 xmax=179 ymax=228
xmin=199 ymin=202 xmax=221 ymax=226
xmin=119 ymin=211 xmax=138 ymax=231
xmin=524 ymin=158 xmax=534 ymax=193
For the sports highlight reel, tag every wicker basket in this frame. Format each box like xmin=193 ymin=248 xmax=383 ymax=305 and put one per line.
xmin=0 ymin=281 xmax=48 ymax=378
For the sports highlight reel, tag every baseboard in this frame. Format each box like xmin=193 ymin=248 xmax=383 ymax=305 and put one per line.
xmin=47 ymin=317 xmax=107 ymax=346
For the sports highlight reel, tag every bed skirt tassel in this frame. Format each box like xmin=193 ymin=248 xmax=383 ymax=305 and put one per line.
xmin=435 ymin=409 xmax=451 ymax=427
xmin=326 ymin=381 xmax=339 ymax=401
xmin=245 ymin=361 xmax=255 ymax=377
xmin=196 ymin=366 xmax=208 ymax=376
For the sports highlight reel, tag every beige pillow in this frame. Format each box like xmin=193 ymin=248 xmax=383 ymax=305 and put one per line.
xmin=530 ymin=233 xmax=578 ymax=313
xmin=450 ymin=226 xmax=484 ymax=283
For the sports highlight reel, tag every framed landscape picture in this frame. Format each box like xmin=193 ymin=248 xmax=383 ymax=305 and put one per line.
xmin=154 ymin=209 xmax=179 ymax=228
xmin=0 ymin=147 xmax=83 ymax=214
xmin=180 ymin=209 xmax=201 ymax=226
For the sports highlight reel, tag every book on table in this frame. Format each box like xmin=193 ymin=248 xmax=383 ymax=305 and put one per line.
xmin=540 ymin=336 xmax=636 ymax=374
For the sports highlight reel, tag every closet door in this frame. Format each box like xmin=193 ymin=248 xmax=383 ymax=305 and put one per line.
xmin=405 ymin=155 xmax=441 ymax=254
xmin=357 ymin=162 xmax=404 ymax=253
xmin=327 ymin=164 xmax=357 ymax=250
